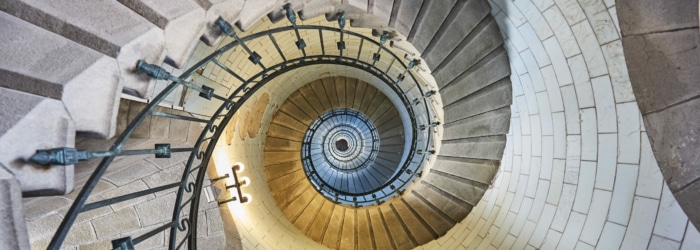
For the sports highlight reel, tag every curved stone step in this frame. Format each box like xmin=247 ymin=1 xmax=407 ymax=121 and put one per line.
xmin=0 ymin=0 xmax=165 ymax=98
xmin=406 ymin=0 xmax=457 ymax=53
xmin=116 ymin=0 xmax=205 ymax=69
xmin=0 ymin=87 xmax=75 ymax=196
xmin=0 ymin=12 xmax=122 ymax=138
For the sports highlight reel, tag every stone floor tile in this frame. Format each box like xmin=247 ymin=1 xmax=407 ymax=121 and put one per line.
xmin=568 ymin=55 xmax=595 ymax=108
xmin=649 ymin=235 xmax=681 ymax=249
xmin=529 ymin=204 xmax=556 ymax=247
xmin=91 ymin=207 xmax=140 ymax=239
xmin=537 ymin=92 xmax=555 ymax=135
xmin=531 ymin=117 xmax=543 ymax=157
xmin=601 ymin=40 xmax=635 ymax=103
xmin=575 ymin=241 xmax=595 ymax=250
xmin=558 ymin=212 xmax=586 ymax=250
xmin=518 ymin=24 xmax=551 ymax=68
xmin=541 ymin=136 xmax=554 ymax=180
xmin=616 ymin=102 xmax=641 ymax=164
xmin=573 ymin=161 xmax=596 ymax=213
xmin=547 ymin=159 xmax=566 ymax=205
xmin=570 ymin=20 xmax=608 ymax=78
xmin=542 ymin=7 xmax=581 ymax=58
xmin=595 ymin=133 xmax=617 ymax=190
xmin=597 ymin=222 xmax=626 ymax=249
xmin=579 ymin=189 xmax=612 ymax=245
xmin=636 ymin=133 xmax=663 ymax=199
xmin=560 ymin=85 xmax=581 ymax=134
xmin=514 ymin=0 xmax=554 ymax=40
xmin=591 ymin=75 xmax=617 ymax=133
xmin=551 ymin=184 xmax=576 ymax=231
xmin=654 ymin=184 xmax=689 ymax=241
xmin=541 ymin=229 xmax=562 ymax=249
xmin=552 ymin=112 xmax=567 ymax=158
xmin=519 ymin=72 xmax=540 ymax=116
xmin=529 ymin=179 xmax=550 ymax=222
xmin=542 ymin=38 xmax=574 ymax=88
xmin=620 ymin=197 xmax=659 ymax=249
xmin=608 ymin=164 xmax=639 ymax=225
xmin=580 ymin=108 xmax=598 ymax=161
xmin=565 ymin=135 xmax=581 ymax=184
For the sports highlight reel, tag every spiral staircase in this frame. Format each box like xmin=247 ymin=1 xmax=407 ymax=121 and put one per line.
xmin=1 ymin=0 xmax=699 ymax=249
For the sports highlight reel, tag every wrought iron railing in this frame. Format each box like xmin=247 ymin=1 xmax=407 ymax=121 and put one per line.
xmin=32 ymin=5 xmax=438 ymax=249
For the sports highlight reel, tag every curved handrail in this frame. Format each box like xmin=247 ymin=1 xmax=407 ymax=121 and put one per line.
xmin=38 ymin=12 xmax=437 ymax=249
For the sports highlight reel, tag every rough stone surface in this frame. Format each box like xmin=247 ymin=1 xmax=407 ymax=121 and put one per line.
xmin=617 ymin=0 xmax=698 ymax=36
xmin=0 ymin=178 xmax=31 ymax=250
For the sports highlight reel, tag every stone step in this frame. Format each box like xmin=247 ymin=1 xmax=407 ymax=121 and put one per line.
xmin=430 ymin=16 xmax=501 ymax=76
xmin=402 ymin=190 xmax=454 ymax=235
xmin=388 ymin=0 xmax=423 ymax=37
xmin=443 ymin=104 xmax=511 ymax=140
xmin=116 ymin=0 xmax=206 ymax=69
xmin=422 ymin=0 xmax=491 ymax=70
xmin=411 ymin=181 xmax=474 ymax=221
xmin=443 ymin=73 xmax=512 ymax=123
xmin=0 ymin=12 xmax=122 ymax=138
xmin=0 ymin=0 xmax=165 ymax=99
xmin=439 ymin=135 xmax=507 ymax=160
xmin=431 ymin=156 xmax=499 ymax=185
xmin=405 ymin=0 xmax=457 ymax=53
xmin=0 ymin=173 xmax=31 ymax=250
xmin=0 ymin=87 xmax=75 ymax=196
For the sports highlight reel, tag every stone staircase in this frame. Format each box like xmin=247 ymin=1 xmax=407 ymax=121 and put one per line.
xmin=0 ymin=0 xmax=510 ymax=248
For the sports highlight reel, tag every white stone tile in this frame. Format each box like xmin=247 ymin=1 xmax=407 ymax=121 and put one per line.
xmin=565 ymin=135 xmax=581 ymax=184
xmin=520 ymin=50 xmax=547 ymax=92
xmin=553 ymin=0 xmax=586 ymax=25
xmin=636 ymin=133 xmax=663 ymax=198
xmin=510 ymin=157 xmax=522 ymax=192
xmin=552 ymin=112 xmax=567 ymax=158
xmin=512 ymin=70 xmax=525 ymax=97
xmin=537 ymin=92 xmax=555 ymax=135
xmin=598 ymin=222 xmax=626 ymax=250
xmin=579 ymin=0 xmax=618 ymax=44
xmin=532 ymin=117 xmax=543 ymax=156
xmin=506 ymin=39 xmax=529 ymax=75
xmin=551 ymin=184 xmax=577 ymax=232
xmin=542 ymin=7 xmax=581 ymax=58
xmin=547 ymin=159 xmax=566 ymax=205
xmin=603 ymin=0 xmax=615 ymax=8
xmin=575 ymin=241 xmax=595 ymax=250
xmin=519 ymin=74 xmax=540 ymax=117
xmin=620 ymin=197 xmax=659 ymax=249
xmin=591 ymin=76 xmax=617 ymax=133
xmin=580 ymin=189 xmax=613 ymax=245
xmin=577 ymin=0 xmax=607 ymax=14
xmin=522 ymin=136 xmax=532 ymax=174
xmin=542 ymin=38 xmax=574 ymax=87
xmin=558 ymin=212 xmax=586 ymax=250
xmin=517 ymin=22 xmax=552 ymax=67
xmin=561 ymin=85 xmax=581 ymax=134
xmin=541 ymin=136 xmax=554 ymax=180
xmin=601 ymin=40 xmax=635 ymax=103
xmin=496 ymin=12 xmax=528 ymax=52
xmin=654 ymin=184 xmax=689 ymax=241
xmin=529 ymin=179 xmax=550 ymax=221
xmin=526 ymin=157 xmax=542 ymax=198
xmin=502 ymin=234 xmax=517 ymax=249
xmin=570 ymin=21 xmax=608 ymax=77
xmin=517 ymin=96 xmax=533 ymax=134
xmin=510 ymin=197 xmax=534 ymax=236
xmin=492 ymin=0 xmax=527 ymax=27
xmin=511 ymin=174 xmax=529 ymax=213
xmin=608 ymin=7 xmax=620 ymax=36
xmin=493 ymin=211 xmax=518 ymax=246
xmin=513 ymin=117 xmax=523 ymax=155
xmin=681 ymin=223 xmax=700 ymax=250
xmin=514 ymin=220 xmax=538 ymax=249
xmin=569 ymin=60 xmax=596 ymax=108
xmin=531 ymin=0 xmax=555 ymax=11
xmin=617 ymin=102 xmax=641 ymax=164
xmin=648 ymin=235 xmax=681 ymax=250
xmin=542 ymin=66 xmax=565 ymax=112
xmin=580 ymin=108 xmax=598 ymax=161
xmin=513 ymin=0 xmax=553 ymax=42
xmin=595 ymin=133 xmax=617 ymax=190
xmin=573 ymin=161 xmax=597 ymax=213
xmin=541 ymin=229 xmax=563 ymax=249
xmin=609 ymin=164 xmax=639 ymax=225
xmin=529 ymin=204 xmax=556 ymax=247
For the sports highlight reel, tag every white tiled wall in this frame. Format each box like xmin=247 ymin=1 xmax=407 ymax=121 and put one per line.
xmin=420 ymin=0 xmax=700 ymax=249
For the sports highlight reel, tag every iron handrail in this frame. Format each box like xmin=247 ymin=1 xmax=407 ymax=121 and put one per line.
xmin=37 ymin=11 xmax=437 ymax=249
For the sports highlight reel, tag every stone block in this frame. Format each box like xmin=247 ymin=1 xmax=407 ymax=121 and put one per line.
xmin=63 ymin=222 xmax=97 ymax=247
xmin=91 ymin=207 xmax=141 ymax=238
xmin=99 ymin=180 xmax=153 ymax=211
xmin=674 ymin=179 xmax=700 ymax=230
xmin=644 ymin=97 xmax=700 ymax=192
xmin=134 ymin=192 xmax=177 ymax=226
xmin=104 ymin=161 xmax=159 ymax=187
xmin=0 ymin=178 xmax=31 ymax=250
xmin=622 ymin=28 xmax=700 ymax=113
xmin=0 ymin=12 xmax=122 ymax=138
xmin=0 ymin=88 xmax=75 ymax=196
xmin=0 ymin=0 xmax=165 ymax=98
xmin=617 ymin=0 xmax=698 ymax=35
xmin=117 ymin=0 xmax=205 ymax=68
